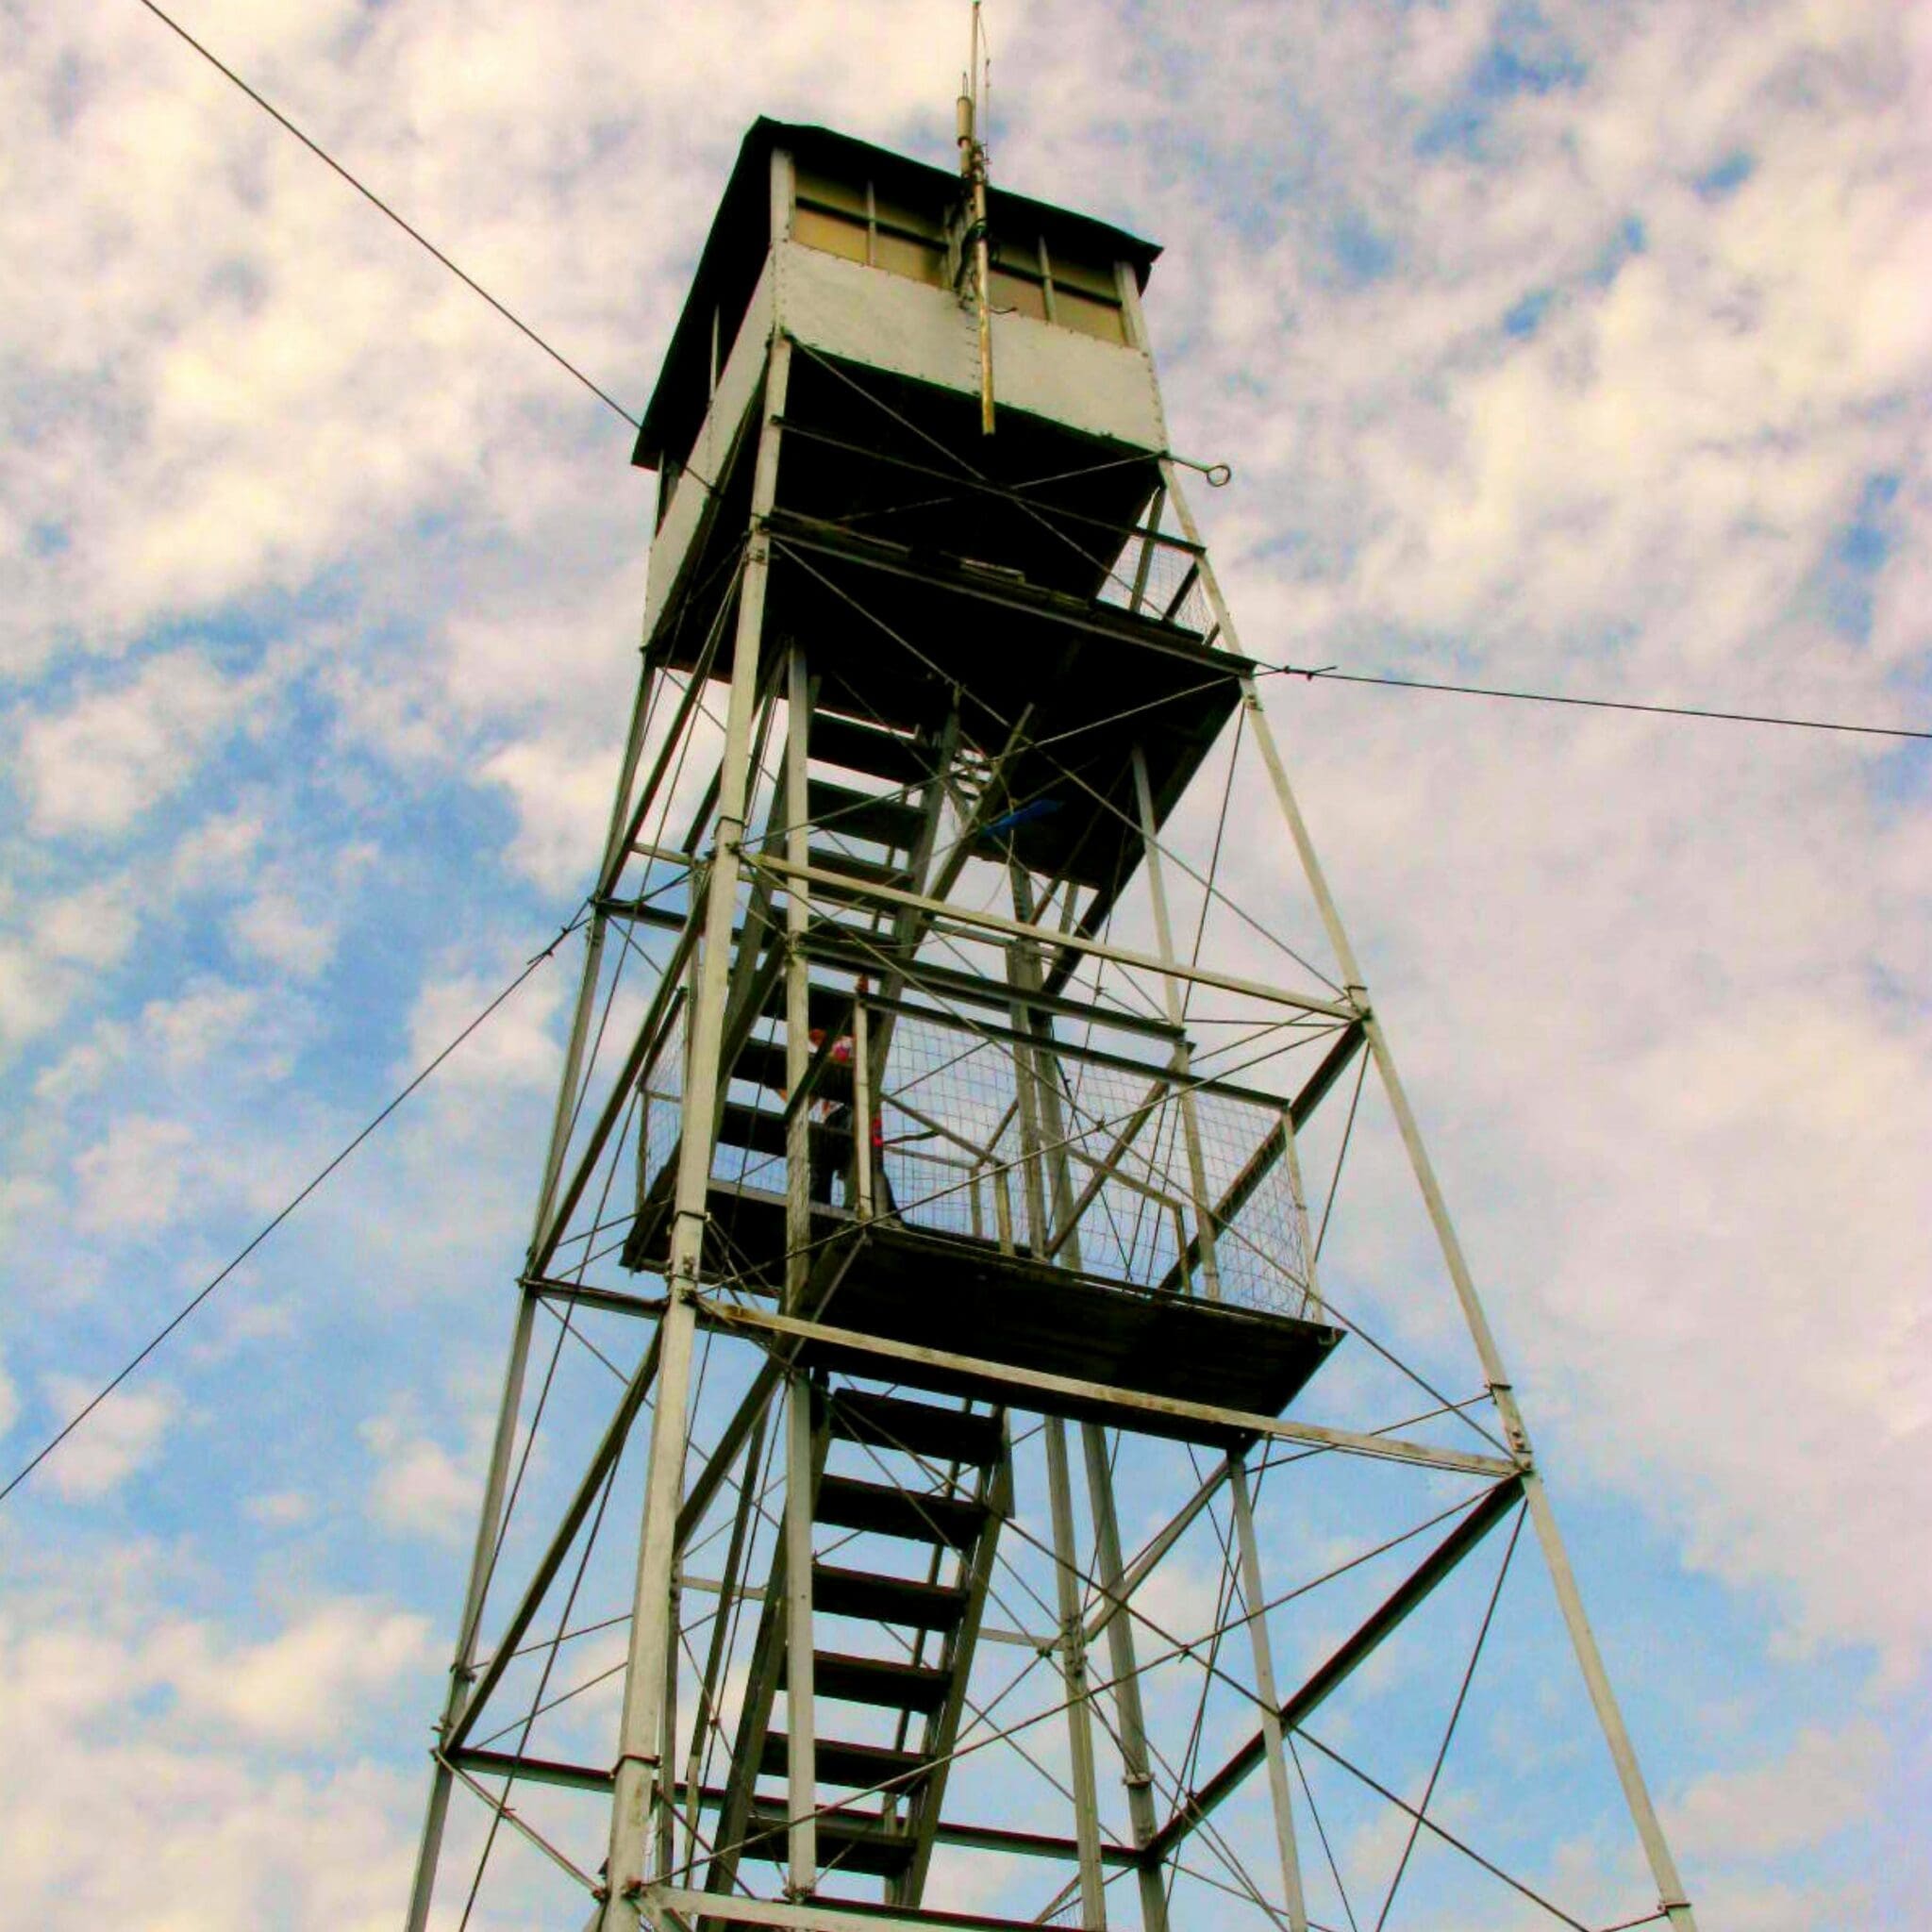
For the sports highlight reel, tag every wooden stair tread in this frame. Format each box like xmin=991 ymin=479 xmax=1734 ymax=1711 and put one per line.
xmin=739 ymin=1801 xmax=915 ymax=1876
xmin=806 ymin=778 xmax=924 ymax=853
xmin=826 ymin=1391 xmax=1004 ymax=1468
xmin=814 ymin=1474 xmax=987 ymax=1548
xmin=730 ymin=1035 xmax=791 ymax=1095
xmin=791 ymin=1647 xmax=953 ymax=1713
xmin=810 ymin=713 xmax=932 ymax=788
xmin=715 ymin=1099 xmax=851 ymax=1162
xmin=811 ymin=1562 xmax=969 ymax=1633
xmin=759 ymin=1730 xmax=930 ymax=1793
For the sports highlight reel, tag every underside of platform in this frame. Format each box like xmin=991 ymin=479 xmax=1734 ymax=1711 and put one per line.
xmin=797 ymin=1221 xmax=1340 ymax=1444
xmin=643 ymin=1187 xmax=1341 ymax=1445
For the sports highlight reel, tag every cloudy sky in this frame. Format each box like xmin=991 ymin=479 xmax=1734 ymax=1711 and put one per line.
xmin=2 ymin=0 xmax=1928 ymax=1925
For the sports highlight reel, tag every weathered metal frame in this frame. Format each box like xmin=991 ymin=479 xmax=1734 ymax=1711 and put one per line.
xmin=410 ymin=138 xmax=1701 ymax=1932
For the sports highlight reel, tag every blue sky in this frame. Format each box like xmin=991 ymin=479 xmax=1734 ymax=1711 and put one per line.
xmin=2 ymin=0 xmax=1929 ymax=1925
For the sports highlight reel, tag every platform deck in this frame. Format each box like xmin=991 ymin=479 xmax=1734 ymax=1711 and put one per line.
xmin=671 ymin=1186 xmax=1341 ymax=1446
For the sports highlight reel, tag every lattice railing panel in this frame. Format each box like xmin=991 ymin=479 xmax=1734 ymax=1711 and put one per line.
xmin=874 ymin=1007 xmax=1316 ymax=1318
xmin=1095 ymin=526 xmax=1212 ymax=635
xmin=636 ymin=997 xmax=689 ymax=1208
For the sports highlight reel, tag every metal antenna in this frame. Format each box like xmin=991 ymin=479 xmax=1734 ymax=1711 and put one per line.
xmin=958 ymin=0 xmax=994 ymax=435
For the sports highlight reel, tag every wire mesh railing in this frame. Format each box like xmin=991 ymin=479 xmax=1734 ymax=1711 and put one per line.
xmin=628 ymin=988 xmax=1319 ymax=1321
xmin=877 ymin=1005 xmax=1317 ymax=1319
xmin=1095 ymin=525 xmax=1213 ymax=636
xmin=635 ymin=994 xmax=690 ymax=1215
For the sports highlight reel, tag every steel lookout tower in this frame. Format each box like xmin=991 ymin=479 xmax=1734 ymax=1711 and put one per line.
xmin=406 ymin=112 xmax=1700 ymax=1932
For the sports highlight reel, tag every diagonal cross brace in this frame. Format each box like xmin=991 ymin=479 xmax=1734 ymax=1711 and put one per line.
xmin=445 ymin=1326 xmax=663 ymax=1755
xmin=1141 ymin=1474 xmax=1524 ymax=1867
xmin=1156 ymin=1019 xmax=1365 ymax=1294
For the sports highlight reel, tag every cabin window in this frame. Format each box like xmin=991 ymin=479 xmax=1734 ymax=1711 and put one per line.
xmin=793 ymin=202 xmax=869 ymax=263
xmin=1028 ymin=237 xmax=1129 ymax=343
xmin=989 ymin=265 xmax=1047 ymax=321
xmin=987 ymin=233 xmax=1129 ymax=342
xmin=874 ymin=225 xmax=947 ymax=287
xmin=794 ymin=166 xmax=947 ymax=286
xmin=790 ymin=163 xmax=1131 ymax=342
xmin=1054 ymin=284 xmax=1127 ymax=341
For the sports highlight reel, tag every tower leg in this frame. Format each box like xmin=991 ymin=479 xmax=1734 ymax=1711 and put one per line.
xmin=1242 ymin=688 xmax=1698 ymax=1929
xmin=784 ymin=1371 xmax=819 ymax=1895
xmin=1007 ymin=866 xmax=1110 ymax=1927
xmin=1159 ymin=451 xmax=1698 ymax=1931
xmin=1128 ymin=744 xmax=1223 ymax=1301
xmin=404 ymin=1283 xmax=540 ymax=1932
xmin=1080 ymin=1424 xmax=1174 ymax=1932
xmin=1228 ymin=1459 xmax=1310 ymax=1931
xmin=1043 ymin=1417 xmax=1110 ymax=1929
xmin=602 ymin=336 xmax=792 ymax=1927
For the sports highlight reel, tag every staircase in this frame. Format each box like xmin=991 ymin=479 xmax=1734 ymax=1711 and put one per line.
xmin=705 ymin=1384 xmax=1009 ymax=1907
xmin=625 ymin=703 xmax=941 ymax=1273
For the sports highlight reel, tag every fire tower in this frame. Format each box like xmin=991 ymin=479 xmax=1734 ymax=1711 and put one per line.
xmin=405 ymin=109 xmax=1700 ymax=1932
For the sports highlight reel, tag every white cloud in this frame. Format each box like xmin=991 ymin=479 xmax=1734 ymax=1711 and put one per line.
xmin=0 ymin=1585 xmax=428 ymax=1928
xmin=228 ymin=884 xmax=340 ymax=977
xmin=0 ymin=1347 xmax=17 ymax=1441
xmin=36 ymin=1374 xmax=178 ymax=1500
xmin=481 ymin=731 xmax=625 ymax=888
xmin=35 ymin=881 xmax=140 ymax=968
xmin=0 ymin=878 xmax=144 ymax=1063
xmin=1670 ymin=1721 xmax=1888 ymax=1864
xmin=31 ymin=978 xmax=282 ymax=1111
xmin=0 ymin=939 xmax=69 ymax=1058
xmin=359 ymin=1410 xmax=475 ymax=1546
xmin=72 ymin=1113 xmax=195 ymax=1235
xmin=30 ymin=1019 xmax=134 ymax=1106
xmin=225 ymin=843 xmax=376 ymax=979
xmin=143 ymin=979 xmax=268 ymax=1071
xmin=0 ymin=1174 xmax=58 ymax=1257
xmin=243 ymin=1488 xmax=314 ymax=1528
xmin=166 ymin=806 xmax=267 ymax=892
xmin=163 ymin=1599 xmax=435 ymax=1742
xmin=403 ymin=958 xmax=564 ymax=1091
xmin=14 ymin=650 xmax=259 ymax=837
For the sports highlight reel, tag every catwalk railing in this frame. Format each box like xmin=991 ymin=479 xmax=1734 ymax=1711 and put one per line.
xmin=631 ymin=985 xmax=1320 ymax=1321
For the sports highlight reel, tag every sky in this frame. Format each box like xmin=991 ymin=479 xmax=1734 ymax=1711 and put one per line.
xmin=2 ymin=0 xmax=1929 ymax=1925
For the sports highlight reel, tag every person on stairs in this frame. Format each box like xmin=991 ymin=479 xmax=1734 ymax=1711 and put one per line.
xmin=806 ymin=1021 xmax=855 ymax=1208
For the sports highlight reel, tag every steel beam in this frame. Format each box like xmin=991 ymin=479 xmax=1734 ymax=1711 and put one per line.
xmin=614 ymin=899 xmax=1189 ymax=1044
xmin=1086 ymin=1454 xmax=1232 ymax=1645
xmin=1007 ymin=864 xmax=1109 ymax=1929
xmin=404 ymin=1284 xmax=541 ymax=1931
xmin=744 ymin=852 xmax=1357 ymax=1020
xmin=1082 ymin=1422 xmax=1174 ymax=1932
xmin=450 ymin=1757 xmax=1138 ymax=1871
xmin=1131 ymin=742 xmax=1222 ymax=1300
xmin=698 ymin=1300 xmax=1515 ymax=1480
xmin=445 ymin=1324 xmax=663 ymax=1755
xmin=1043 ymin=1416 xmax=1108 ymax=1928
xmin=604 ymin=335 xmax=795 ymax=1928
xmin=783 ymin=1373 xmax=818 ymax=1892
xmin=1227 ymin=1458 xmax=1309 ymax=1930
